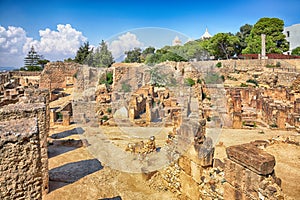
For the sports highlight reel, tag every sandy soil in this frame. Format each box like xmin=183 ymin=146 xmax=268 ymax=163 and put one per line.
xmin=46 ymin=125 xmax=177 ymax=200
xmin=46 ymin=124 xmax=300 ymax=200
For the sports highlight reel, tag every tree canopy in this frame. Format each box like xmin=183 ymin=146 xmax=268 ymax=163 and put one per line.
xmin=208 ymin=33 xmax=240 ymax=59
xmin=291 ymin=47 xmax=300 ymax=56
xmin=242 ymin=18 xmax=289 ymax=54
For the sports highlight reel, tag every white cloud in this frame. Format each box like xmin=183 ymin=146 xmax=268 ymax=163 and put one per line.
xmin=108 ymin=32 xmax=144 ymax=61
xmin=0 ymin=24 xmax=87 ymax=68
xmin=0 ymin=26 xmax=28 ymax=67
xmin=24 ymin=24 xmax=87 ymax=61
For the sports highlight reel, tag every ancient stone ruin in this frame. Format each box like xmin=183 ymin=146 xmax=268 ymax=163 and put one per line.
xmin=1 ymin=59 xmax=300 ymax=199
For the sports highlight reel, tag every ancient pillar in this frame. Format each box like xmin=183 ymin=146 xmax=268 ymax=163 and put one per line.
xmin=261 ymin=34 xmax=267 ymax=59
xmin=62 ymin=111 xmax=71 ymax=126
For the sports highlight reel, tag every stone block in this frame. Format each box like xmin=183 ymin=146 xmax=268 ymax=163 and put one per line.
xmin=226 ymin=143 xmax=275 ymax=175
xmin=190 ymin=161 xmax=202 ymax=183
xmin=179 ymin=171 xmax=200 ymax=200
xmin=178 ymin=156 xmax=191 ymax=176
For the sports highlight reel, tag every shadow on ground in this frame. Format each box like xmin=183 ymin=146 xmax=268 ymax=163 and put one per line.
xmin=48 ymin=139 xmax=85 ymax=158
xmin=50 ymin=127 xmax=84 ymax=139
xmin=99 ymin=196 xmax=122 ymax=200
xmin=49 ymin=159 xmax=103 ymax=192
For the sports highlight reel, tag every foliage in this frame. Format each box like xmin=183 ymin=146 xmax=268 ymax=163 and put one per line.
xmin=269 ymin=123 xmax=278 ymax=128
xmin=99 ymin=72 xmax=113 ymax=85
xmin=107 ymin=107 xmax=112 ymax=113
xmin=93 ymin=40 xmax=114 ymax=67
xmin=240 ymin=83 xmax=248 ymax=87
xmin=216 ymin=62 xmax=222 ymax=68
xmin=204 ymin=73 xmax=223 ymax=84
xmin=23 ymin=46 xmax=48 ymax=71
xmin=74 ymin=42 xmax=92 ymax=64
xmin=124 ymin=48 xmax=142 ymax=63
xmin=102 ymin=115 xmax=108 ymax=121
xmin=242 ymin=18 xmax=289 ymax=54
xmin=291 ymin=47 xmax=300 ymax=56
xmin=121 ymin=82 xmax=131 ymax=92
xmin=236 ymin=24 xmax=253 ymax=54
xmin=246 ymin=79 xmax=258 ymax=86
xmin=208 ymin=33 xmax=240 ymax=59
xmin=185 ymin=78 xmax=195 ymax=87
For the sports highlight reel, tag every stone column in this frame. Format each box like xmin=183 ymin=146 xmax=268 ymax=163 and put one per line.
xmin=62 ymin=111 xmax=71 ymax=126
xmin=261 ymin=34 xmax=267 ymax=59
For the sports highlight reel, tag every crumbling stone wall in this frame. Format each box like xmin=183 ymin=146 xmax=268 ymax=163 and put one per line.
xmin=0 ymin=118 xmax=43 ymax=200
xmin=39 ymin=61 xmax=79 ymax=90
xmin=0 ymin=102 xmax=49 ymax=196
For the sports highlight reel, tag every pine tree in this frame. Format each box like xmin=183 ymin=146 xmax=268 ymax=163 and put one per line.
xmin=93 ymin=40 xmax=114 ymax=68
xmin=74 ymin=42 xmax=92 ymax=64
xmin=24 ymin=46 xmax=42 ymax=70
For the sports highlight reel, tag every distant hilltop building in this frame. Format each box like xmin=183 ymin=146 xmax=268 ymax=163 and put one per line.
xmin=172 ymin=36 xmax=182 ymax=46
xmin=284 ymin=24 xmax=300 ymax=54
xmin=201 ymin=28 xmax=212 ymax=40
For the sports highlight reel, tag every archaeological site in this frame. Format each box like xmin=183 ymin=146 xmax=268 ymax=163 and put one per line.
xmin=1 ymin=58 xmax=300 ymax=200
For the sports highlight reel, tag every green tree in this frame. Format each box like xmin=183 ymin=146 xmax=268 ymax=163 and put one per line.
xmin=74 ymin=42 xmax=92 ymax=64
xmin=93 ymin=40 xmax=114 ymax=68
xmin=291 ymin=47 xmax=300 ymax=56
xmin=236 ymin=24 xmax=253 ymax=53
xmin=208 ymin=33 xmax=240 ymax=59
xmin=24 ymin=46 xmax=41 ymax=69
xmin=23 ymin=46 xmax=46 ymax=71
xmin=124 ymin=48 xmax=142 ymax=63
xmin=242 ymin=18 xmax=289 ymax=54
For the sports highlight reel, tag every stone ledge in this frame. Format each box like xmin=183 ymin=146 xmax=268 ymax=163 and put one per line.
xmin=0 ymin=117 xmax=38 ymax=147
xmin=226 ymin=143 xmax=275 ymax=175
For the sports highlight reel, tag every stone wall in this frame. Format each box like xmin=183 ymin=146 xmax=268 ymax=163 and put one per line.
xmin=0 ymin=102 xmax=49 ymax=196
xmin=0 ymin=118 xmax=43 ymax=200
xmin=39 ymin=61 xmax=79 ymax=90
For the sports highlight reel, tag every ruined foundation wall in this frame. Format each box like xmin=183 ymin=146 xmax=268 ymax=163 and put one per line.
xmin=0 ymin=118 xmax=43 ymax=200
xmin=39 ymin=61 xmax=79 ymax=89
xmin=0 ymin=103 xmax=49 ymax=196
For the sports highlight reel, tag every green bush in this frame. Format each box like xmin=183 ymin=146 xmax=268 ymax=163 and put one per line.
xmin=121 ymin=82 xmax=131 ymax=92
xmin=246 ymin=79 xmax=258 ymax=86
xmin=107 ymin=107 xmax=112 ymax=113
xmin=102 ymin=115 xmax=108 ymax=121
xmin=185 ymin=78 xmax=195 ymax=87
xmin=240 ymin=83 xmax=248 ymax=87
xmin=216 ymin=62 xmax=222 ymax=68
xmin=99 ymin=72 xmax=113 ymax=85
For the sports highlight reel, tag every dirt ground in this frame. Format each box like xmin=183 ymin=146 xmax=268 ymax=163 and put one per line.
xmin=46 ymin=125 xmax=300 ymax=200
xmin=46 ymin=125 xmax=177 ymax=200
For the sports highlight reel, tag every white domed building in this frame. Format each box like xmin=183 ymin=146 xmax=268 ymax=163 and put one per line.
xmin=201 ymin=28 xmax=212 ymax=40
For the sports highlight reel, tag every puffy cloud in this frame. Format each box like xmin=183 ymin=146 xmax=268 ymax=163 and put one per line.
xmin=108 ymin=32 xmax=144 ymax=61
xmin=0 ymin=24 xmax=86 ymax=68
xmin=24 ymin=24 xmax=87 ymax=61
xmin=0 ymin=26 xmax=28 ymax=67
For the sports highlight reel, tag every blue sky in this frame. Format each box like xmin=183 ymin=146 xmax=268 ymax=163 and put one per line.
xmin=0 ymin=0 xmax=299 ymax=67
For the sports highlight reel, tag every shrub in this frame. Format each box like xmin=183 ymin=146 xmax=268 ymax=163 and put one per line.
xmin=207 ymin=116 xmax=211 ymax=122
xmin=102 ymin=115 xmax=108 ymax=121
xmin=185 ymin=78 xmax=195 ymax=87
xmin=121 ymin=82 xmax=131 ymax=92
xmin=270 ymin=123 xmax=278 ymax=128
xmin=240 ymin=83 xmax=248 ymax=87
xmin=216 ymin=62 xmax=222 ymax=68
xmin=246 ymin=79 xmax=258 ymax=86
xmin=107 ymin=107 xmax=112 ymax=113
